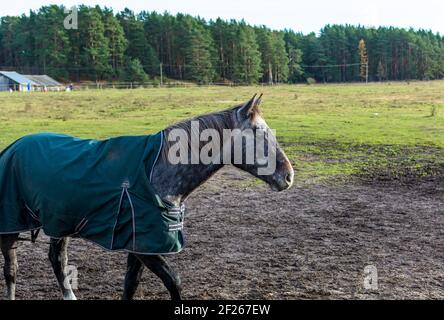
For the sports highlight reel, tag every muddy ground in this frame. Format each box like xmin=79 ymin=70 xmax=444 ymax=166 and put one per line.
xmin=1 ymin=167 xmax=443 ymax=300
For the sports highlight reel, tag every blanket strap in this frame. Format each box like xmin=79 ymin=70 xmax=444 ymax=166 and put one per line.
xmin=17 ymin=229 xmax=43 ymax=243
xmin=31 ymin=229 xmax=41 ymax=243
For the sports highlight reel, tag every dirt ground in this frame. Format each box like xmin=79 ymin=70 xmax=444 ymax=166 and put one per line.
xmin=1 ymin=167 xmax=443 ymax=300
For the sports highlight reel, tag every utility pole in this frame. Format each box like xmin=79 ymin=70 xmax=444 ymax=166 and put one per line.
xmin=268 ymin=62 xmax=273 ymax=86
xmin=160 ymin=62 xmax=163 ymax=87
xmin=366 ymin=61 xmax=369 ymax=84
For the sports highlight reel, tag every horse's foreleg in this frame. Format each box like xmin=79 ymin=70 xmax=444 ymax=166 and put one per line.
xmin=0 ymin=233 xmax=19 ymax=300
xmin=135 ymin=254 xmax=182 ymax=301
xmin=122 ymin=253 xmax=144 ymax=300
xmin=48 ymin=237 xmax=77 ymax=300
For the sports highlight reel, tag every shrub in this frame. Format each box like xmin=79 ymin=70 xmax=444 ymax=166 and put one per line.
xmin=119 ymin=58 xmax=149 ymax=83
xmin=306 ymin=77 xmax=316 ymax=85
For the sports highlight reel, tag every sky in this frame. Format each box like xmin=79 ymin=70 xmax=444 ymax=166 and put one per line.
xmin=2 ymin=0 xmax=444 ymax=35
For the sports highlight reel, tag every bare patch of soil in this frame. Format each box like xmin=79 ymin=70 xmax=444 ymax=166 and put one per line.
xmin=1 ymin=167 xmax=443 ymax=300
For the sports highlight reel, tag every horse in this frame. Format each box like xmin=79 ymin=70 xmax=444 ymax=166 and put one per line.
xmin=0 ymin=94 xmax=294 ymax=300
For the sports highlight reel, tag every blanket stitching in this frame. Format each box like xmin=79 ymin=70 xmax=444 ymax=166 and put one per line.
xmin=74 ymin=218 xmax=88 ymax=233
xmin=24 ymin=204 xmax=40 ymax=221
xmin=110 ymin=188 xmax=126 ymax=250
xmin=149 ymin=130 xmax=164 ymax=183
xmin=125 ymin=188 xmax=136 ymax=251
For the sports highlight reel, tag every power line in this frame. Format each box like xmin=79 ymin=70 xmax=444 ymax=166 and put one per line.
xmin=0 ymin=61 xmax=370 ymax=84
xmin=1 ymin=62 xmax=367 ymax=71
xmin=301 ymin=63 xmax=363 ymax=68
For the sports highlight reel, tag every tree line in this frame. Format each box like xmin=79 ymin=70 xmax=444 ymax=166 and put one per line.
xmin=1 ymin=5 xmax=443 ymax=84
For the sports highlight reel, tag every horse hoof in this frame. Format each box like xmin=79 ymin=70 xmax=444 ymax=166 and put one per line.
xmin=63 ymin=292 xmax=77 ymax=300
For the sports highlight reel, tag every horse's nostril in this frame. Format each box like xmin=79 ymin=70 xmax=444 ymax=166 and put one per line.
xmin=285 ymin=173 xmax=293 ymax=184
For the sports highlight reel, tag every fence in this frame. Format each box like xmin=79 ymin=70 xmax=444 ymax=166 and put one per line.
xmin=0 ymin=84 xmax=66 ymax=92
xmin=70 ymin=81 xmax=284 ymax=90
xmin=1 ymin=81 xmax=286 ymax=92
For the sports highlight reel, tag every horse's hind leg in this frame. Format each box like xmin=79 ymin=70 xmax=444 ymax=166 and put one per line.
xmin=48 ymin=237 xmax=77 ymax=300
xmin=0 ymin=233 xmax=19 ymax=300
xmin=122 ymin=253 xmax=144 ymax=300
xmin=135 ymin=254 xmax=182 ymax=301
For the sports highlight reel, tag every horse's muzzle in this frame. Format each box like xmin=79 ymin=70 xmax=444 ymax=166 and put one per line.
xmin=271 ymin=169 xmax=294 ymax=192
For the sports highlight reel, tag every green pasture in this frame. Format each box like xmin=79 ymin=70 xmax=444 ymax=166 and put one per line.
xmin=1 ymin=81 xmax=443 ymax=182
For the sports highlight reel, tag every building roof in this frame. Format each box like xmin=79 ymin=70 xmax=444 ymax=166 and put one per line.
xmin=0 ymin=71 xmax=39 ymax=86
xmin=23 ymin=75 xmax=63 ymax=87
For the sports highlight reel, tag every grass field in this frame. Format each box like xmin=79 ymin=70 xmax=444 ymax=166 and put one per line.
xmin=1 ymin=81 xmax=443 ymax=182
xmin=1 ymin=81 xmax=444 ymax=300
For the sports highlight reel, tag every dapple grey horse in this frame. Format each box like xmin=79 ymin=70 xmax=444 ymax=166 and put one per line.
xmin=0 ymin=95 xmax=294 ymax=300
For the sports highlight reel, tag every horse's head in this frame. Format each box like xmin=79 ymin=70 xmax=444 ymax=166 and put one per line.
xmin=229 ymin=94 xmax=294 ymax=192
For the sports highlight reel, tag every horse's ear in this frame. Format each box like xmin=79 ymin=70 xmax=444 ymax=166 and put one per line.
xmin=239 ymin=94 xmax=262 ymax=119
xmin=255 ymin=93 xmax=263 ymax=109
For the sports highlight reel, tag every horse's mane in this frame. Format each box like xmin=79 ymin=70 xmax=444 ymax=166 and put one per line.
xmin=160 ymin=105 xmax=241 ymax=161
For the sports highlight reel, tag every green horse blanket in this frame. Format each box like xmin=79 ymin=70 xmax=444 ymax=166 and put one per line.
xmin=0 ymin=132 xmax=185 ymax=255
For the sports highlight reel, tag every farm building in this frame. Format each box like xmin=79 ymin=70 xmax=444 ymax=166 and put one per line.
xmin=0 ymin=71 xmax=63 ymax=91
xmin=23 ymin=75 xmax=64 ymax=91
xmin=0 ymin=71 xmax=38 ymax=92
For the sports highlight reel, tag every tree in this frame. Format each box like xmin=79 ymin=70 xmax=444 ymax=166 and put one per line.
xmin=272 ymin=32 xmax=289 ymax=83
xmin=2 ymin=6 xmax=444 ymax=83
xmin=255 ymin=27 xmax=274 ymax=83
xmin=144 ymin=45 xmax=161 ymax=76
xmin=320 ymin=25 xmax=350 ymax=82
xmin=120 ymin=58 xmax=149 ymax=83
xmin=0 ymin=16 xmax=28 ymax=69
xmin=103 ymin=8 xmax=127 ymax=78
xmin=255 ymin=28 xmax=289 ymax=84
xmin=117 ymin=9 xmax=157 ymax=76
xmin=299 ymin=32 xmax=327 ymax=82
xmin=233 ymin=24 xmax=262 ymax=84
xmin=358 ymin=39 xmax=368 ymax=82
xmin=185 ymin=26 xmax=216 ymax=84
xmin=288 ymin=47 xmax=304 ymax=82
xmin=78 ymin=6 xmax=112 ymax=80
xmin=32 ymin=6 xmax=71 ymax=79
xmin=140 ymin=11 xmax=171 ymax=77
xmin=210 ymin=18 xmax=231 ymax=81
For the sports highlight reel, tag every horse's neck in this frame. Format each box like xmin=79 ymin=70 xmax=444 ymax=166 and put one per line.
xmin=150 ymin=115 xmax=234 ymax=206
xmin=151 ymin=157 xmax=223 ymax=206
